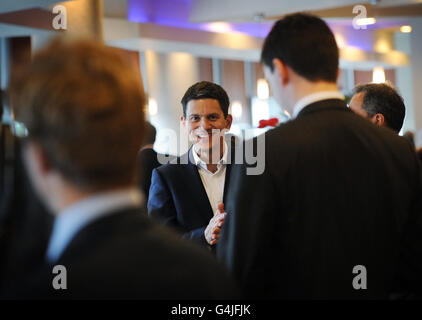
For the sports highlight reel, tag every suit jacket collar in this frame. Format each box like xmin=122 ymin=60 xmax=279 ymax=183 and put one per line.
xmin=292 ymin=91 xmax=345 ymax=118
xmin=296 ymin=98 xmax=348 ymax=119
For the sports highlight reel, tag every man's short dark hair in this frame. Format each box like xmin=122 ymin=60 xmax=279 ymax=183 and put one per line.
xmin=261 ymin=13 xmax=339 ymax=83
xmin=181 ymin=81 xmax=230 ymax=118
xmin=352 ymin=83 xmax=405 ymax=133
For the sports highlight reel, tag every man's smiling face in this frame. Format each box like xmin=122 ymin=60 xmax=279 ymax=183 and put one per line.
xmin=183 ymin=98 xmax=231 ymax=152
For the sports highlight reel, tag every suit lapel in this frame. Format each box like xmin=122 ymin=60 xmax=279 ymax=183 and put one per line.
xmin=222 ymin=164 xmax=231 ymax=204
xmin=296 ymin=99 xmax=348 ymax=119
xmin=223 ymin=138 xmax=237 ymax=204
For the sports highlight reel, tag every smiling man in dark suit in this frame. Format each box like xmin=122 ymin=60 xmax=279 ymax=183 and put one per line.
xmin=6 ymin=40 xmax=236 ymax=299
xmin=217 ymin=13 xmax=422 ymax=299
xmin=148 ymin=81 xmax=235 ymax=248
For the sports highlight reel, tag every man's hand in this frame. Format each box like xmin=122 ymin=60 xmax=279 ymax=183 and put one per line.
xmin=204 ymin=203 xmax=226 ymax=245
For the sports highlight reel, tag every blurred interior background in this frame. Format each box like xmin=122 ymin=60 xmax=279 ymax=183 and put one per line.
xmin=1 ymin=0 xmax=422 ymax=155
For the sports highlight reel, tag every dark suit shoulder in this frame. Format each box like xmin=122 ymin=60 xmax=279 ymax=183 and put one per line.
xmin=41 ymin=209 xmax=236 ymax=299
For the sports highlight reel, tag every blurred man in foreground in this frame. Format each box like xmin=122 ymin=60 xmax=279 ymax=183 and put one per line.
xmin=6 ymin=39 xmax=235 ymax=299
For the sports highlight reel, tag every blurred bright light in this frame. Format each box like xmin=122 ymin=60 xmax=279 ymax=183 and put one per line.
xmin=203 ymin=22 xmax=232 ymax=33
xmin=400 ymin=25 xmax=412 ymax=33
xmin=257 ymin=78 xmax=269 ymax=100
xmin=372 ymin=67 xmax=385 ymax=83
xmin=231 ymin=101 xmax=242 ymax=119
xmin=334 ymin=33 xmax=346 ymax=48
xmin=252 ymin=99 xmax=270 ymax=128
xmin=148 ymin=98 xmax=158 ymax=116
xmin=356 ymin=17 xmax=376 ymax=26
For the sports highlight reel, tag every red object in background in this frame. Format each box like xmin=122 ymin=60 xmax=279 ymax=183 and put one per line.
xmin=258 ymin=118 xmax=279 ymax=128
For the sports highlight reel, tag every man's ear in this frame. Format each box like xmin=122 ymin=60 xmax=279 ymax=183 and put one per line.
xmin=24 ymin=141 xmax=51 ymax=176
xmin=273 ymin=58 xmax=289 ymax=85
xmin=225 ymin=114 xmax=233 ymax=130
xmin=373 ymin=113 xmax=385 ymax=127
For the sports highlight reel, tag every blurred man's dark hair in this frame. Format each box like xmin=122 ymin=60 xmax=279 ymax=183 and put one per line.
xmin=352 ymin=83 xmax=405 ymax=133
xmin=181 ymin=81 xmax=230 ymax=118
xmin=143 ymin=121 xmax=156 ymax=146
xmin=10 ymin=39 xmax=145 ymax=191
xmin=261 ymin=13 xmax=339 ymax=83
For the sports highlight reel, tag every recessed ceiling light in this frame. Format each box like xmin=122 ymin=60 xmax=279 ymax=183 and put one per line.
xmin=355 ymin=17 xmax=376 ymax=26
xmin=400 ymin=25 xmax=412 ymax=33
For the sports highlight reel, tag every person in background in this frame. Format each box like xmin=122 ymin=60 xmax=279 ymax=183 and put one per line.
xmin=403 ymin=131 xmax=415 ymax=148
xmin=5 ymin=39 xmax=236 ymax=299
xmin=137 ymin=122 xmax=160 ymax=201
xmin=0 ymin=90 xmax=53 ymax=295
xmin=217 ymin=13 xmax=422 ymax=299
xmin=349 ymin=83 xmax=405 ymax=133
xmin=417 ymin=147 xmax=422 ymax=163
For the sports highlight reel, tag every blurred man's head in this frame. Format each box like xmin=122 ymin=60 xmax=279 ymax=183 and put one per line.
xmin=181 ymin=81 xmax=232 ymax=155
xmin=349 ymin=83 xmax=405 ymax=133
xmin=10 ymin=39 xmax=145 ymax=212
xmin=142 ymin=121 xmax=156 ymax=147
xmin=261 ymin=13 xmax=339 ymax=113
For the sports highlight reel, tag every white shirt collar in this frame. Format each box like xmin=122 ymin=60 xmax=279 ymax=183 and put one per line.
xmin=46 ymin=188 xmax=143 ymax=263
xmin=292 ymin=91 xmax=345 ymax=119
xmin=192 ymin=139 xmax=228 ymax=169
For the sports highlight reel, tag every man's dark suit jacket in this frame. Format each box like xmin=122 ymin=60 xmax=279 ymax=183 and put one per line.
xmin=0 ymin=132 xmax=53 ymax=294
xmin=217 ymin=99 xmax=422 ymax=299
xmin=148 ymin=139 xmax=236 ymax=246
xmin=6 ymin=207 xmax=236 ymax=299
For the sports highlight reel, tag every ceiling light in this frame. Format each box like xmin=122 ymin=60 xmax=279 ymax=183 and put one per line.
xmin=400 ymin=25 xmax=412 ymax=33
xmin=334 ymin=33 xmax=346 ymax=49
xmin=257 ymin=78 xmax=269 ymax=100
xmin=355 ymin=17 xmax=376 ymax=26
xmin=204 ymin=22 xmax=232 ymax=33
xmin=372 ymin=67 xmax=385 ymax=84
xmin=231 ymin=101 xmax=242 ymax=119
xmin=148 ymin=98 xmax=158 ymax=116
